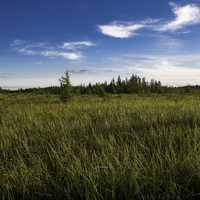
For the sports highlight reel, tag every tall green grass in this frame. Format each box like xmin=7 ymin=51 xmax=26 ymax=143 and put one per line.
xmin=1 ymin=94 xmax=200 ymax=199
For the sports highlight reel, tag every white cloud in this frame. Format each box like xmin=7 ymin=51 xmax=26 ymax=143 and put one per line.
xmin=41 ymin=51 xmax=82 ymax=60
xmin=98 ymin=3 xmax=200 ymax=37
xmin=0 ymin=73 xmax=12 ymax=80
xmin=97 ymin=20 xmax=158 ymax=39
xmin=17 ymin=48 xmax=37 ymax=56
xmin=3 ymin=53 xmax=200 ymax=88
xmin=11 ymin=40 xmax=94 ymax=61
xmin=155 ymin=35 xmax=183 ymax=49
xmin=11 ymin=40 xmax=27 ymax=46
xmin=98 ymin=21 xmax=144 ymax=38
xmin=62 ymin=41 xmax=95 ymax=50
xmin=159 ymin=3 xmax=200 ymax=31
xmin=107 ymin=53 xmax=200 ymax=86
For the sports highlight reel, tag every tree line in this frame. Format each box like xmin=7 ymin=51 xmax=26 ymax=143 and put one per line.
xmin=74 ymin=74 xmax=163 ymax=95
xmin=1 ymin=72 xmax=200 ymax=96
xmin=56 ymin=72 xmax=200 ymax=99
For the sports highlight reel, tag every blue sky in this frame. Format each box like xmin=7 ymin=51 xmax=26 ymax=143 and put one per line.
xmin=1 ymin=0 xmax=200 ymax=88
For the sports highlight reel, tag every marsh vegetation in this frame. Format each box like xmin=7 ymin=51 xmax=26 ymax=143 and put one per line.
xmin=1 ymin=94 xmax=200 ymax=199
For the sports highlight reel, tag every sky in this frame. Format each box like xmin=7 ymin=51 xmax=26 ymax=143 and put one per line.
xmin=1 ymin=0 xmax=200 ymax=88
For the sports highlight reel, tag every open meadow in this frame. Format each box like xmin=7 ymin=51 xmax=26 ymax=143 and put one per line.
xmin=1 ymin=94 xmax=200 ymax=199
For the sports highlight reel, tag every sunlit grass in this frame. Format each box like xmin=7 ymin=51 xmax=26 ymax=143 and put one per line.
xmin=1 ymin=94 xmax=200 ymax=199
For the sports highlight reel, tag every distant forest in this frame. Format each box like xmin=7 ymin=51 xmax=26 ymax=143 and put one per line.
xmin=1 ymin=73 xmax=200 ymax=95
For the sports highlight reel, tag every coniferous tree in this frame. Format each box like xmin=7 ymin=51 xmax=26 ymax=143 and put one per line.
xmin=59 ymin=71 xmax=72 ymax=101
xmin=117 ymin=75 xmax=122 ymax=93
xmin=141 ymin=77 xmax=146 ymax=93
xmin=110 ymin=78 xmax=116 ymax=94
xmin=127 ymin=74 xmax=138 ymax=93
xmin=87 ymin=83 xmax=93 ymax=94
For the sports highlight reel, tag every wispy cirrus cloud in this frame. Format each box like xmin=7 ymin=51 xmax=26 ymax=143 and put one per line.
xmin=40 ymin=51 xmax=82 ymax=60
xmin=158 ymin=3 xmax=200 ymax=32
xmin=97 ymin=3 xmax=200 ymax=38
xmin=97 ymin=19 xmax=158 ymax=39
xmin=11 ymin=40 xmax=95 ymax=60
xmin=153 ymin=34 xmax=184 ymax=49
xmin=107 ymin=53 xmax=200 ymax=86
xmin=0 ymin=73 xmax=13 ymax=80
xmin=65 ymin=52 xmax=200 ymax=86
xmin=3 ymin=53 xmax=200 ymax=88
xmin=62 ymin=41 xmax=95 ymax=50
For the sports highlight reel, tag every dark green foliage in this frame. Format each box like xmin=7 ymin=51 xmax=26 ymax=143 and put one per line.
xmin=59 ymin=71 xmax=72 ymax=101
xmin=95 ymin=83 xmax=106 ymax=97
xmin=72 ymin=74 xmax=163 ymax=95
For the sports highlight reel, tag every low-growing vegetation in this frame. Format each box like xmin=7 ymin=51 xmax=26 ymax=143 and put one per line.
xmin=1 ymin=93 xmax=200 ymax=199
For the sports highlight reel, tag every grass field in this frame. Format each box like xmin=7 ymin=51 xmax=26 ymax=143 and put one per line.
xmin=1 ymin=93 xmax=200 ymax=199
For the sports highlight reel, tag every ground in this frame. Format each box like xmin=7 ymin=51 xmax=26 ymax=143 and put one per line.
xmin=1 ymin=93 xmax=200 ymax=199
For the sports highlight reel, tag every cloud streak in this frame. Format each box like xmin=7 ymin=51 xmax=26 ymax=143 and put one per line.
xmin=41 ymin=51 xmax=82 ymax=60
xmin=11 ymin=40 xmax=95 ymax=60
xmin=0 ymin=73 xmax=13 ymax=80
xmin=98 ymin=3 xmax=200 ymax=38
xmin=62 ymin=41 xmax=95 ymax=50
xmin=97 ymin=19 xmax=158 ymax=39
xmin=108 ymin=53 xmax=200 ymax=86
xmin=158 ymin=3 xmax=200 ymax=31
xmin=3 ymin=52 xmax=200 ymax=88
xmin=98 ymin=21 xmax=145 ymax=39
